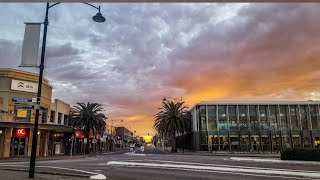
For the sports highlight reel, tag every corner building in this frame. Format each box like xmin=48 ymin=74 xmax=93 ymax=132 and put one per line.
xmin=0 ymin=69 xmax=74 ymax=158
xmin=190 ymin=101 xmax=320 ymax=152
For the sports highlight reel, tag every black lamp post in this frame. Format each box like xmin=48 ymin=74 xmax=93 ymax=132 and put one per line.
xmin=28 ymin=2 xmax=105 ymax=178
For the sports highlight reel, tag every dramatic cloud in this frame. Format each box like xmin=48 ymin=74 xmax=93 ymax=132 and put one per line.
xmin=1 ymin=3 xmax=320 ymax=136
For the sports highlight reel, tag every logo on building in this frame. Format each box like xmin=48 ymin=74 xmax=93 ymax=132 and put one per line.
xmin=11 ymin=79 xmax=38 ymax=93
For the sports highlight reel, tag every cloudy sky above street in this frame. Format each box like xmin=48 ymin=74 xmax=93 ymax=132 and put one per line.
xmin=1 ymin=3 xmax=320 ymax=136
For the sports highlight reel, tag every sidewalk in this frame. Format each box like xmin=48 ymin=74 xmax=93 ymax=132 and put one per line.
xmin=0 ymin=154 xmax=89 ymax=163
xmin=0 ymin=169 xmax=87 ymax=180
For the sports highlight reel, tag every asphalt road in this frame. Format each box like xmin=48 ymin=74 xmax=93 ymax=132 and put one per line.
xmin=0 ymin=146 xmax=319 ymax=180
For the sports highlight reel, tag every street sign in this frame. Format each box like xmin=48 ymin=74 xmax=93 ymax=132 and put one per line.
xmin=12 ymin=97 xmax=37 ymax=103
xmin=16 ymin=104 xmax=40 ymax=110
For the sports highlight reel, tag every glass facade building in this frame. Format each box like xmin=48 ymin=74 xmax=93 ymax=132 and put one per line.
xmin=190 ymin=101 xmax=320 ymax=152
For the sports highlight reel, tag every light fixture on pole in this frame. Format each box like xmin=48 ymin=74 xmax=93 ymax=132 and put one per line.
xmin=28 ymin=2 xmax=105 ymax=178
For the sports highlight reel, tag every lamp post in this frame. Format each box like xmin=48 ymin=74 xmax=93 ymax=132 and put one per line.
xmin=28 ymin=3 xmax=105 ymax=178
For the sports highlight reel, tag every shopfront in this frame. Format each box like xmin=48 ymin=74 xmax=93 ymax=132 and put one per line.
xmin=10 ymin=128 xmax=29 ymax=156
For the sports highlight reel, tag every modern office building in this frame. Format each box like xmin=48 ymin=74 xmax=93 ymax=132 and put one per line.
xmin=0 ymin=68 xmax=74 ymax=158
xmin=190 ymin=101 xmax=320 ymax=152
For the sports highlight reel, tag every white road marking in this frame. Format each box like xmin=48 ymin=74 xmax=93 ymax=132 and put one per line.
xmin=230 ymin=157 xmax=320 ymax=165
xmin=125 ymin=152 xmax=145 ymax=156
xmin=135 ymin=159 xmax=319 ymax=173
xmin=106 ymin=161 xmax=320 ymax=179
xmin=0 ymin=164 xmax=107 ymax=179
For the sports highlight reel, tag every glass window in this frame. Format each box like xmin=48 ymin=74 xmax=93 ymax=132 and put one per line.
xmin=207 ymin=106 xmax=217 ymax=130
xmin=239 ymin=105 xmax=248 ymax=131
xmin=64 ymin=114 xmax=69 ymax=125
xmin=58 ymin=113 xmax=62 ymax=124
xmin=310 ymin=105 xmax=319 ymax=130
xmin=198 ymin=106 xmax=207 ymax=131
xmin=299 ymin=105 xmax=309 ymax=130
xmin=269 ymin=105 xmax=279 ymax=131
xmin=259 ymin=105 xmax=269 ymax=130
xmin=249 ymin=105 xmax=259 ymax=132
xmin=290 ymin=105 xmax=300 ymax=130
xmin=228 ymin=105 xmax=238 ymax=131
xmin=218 ymin=105 xmax=227 ymax=130
xmin=41 ymin=108 xmax=47 ymax=123
xmin=50 ymin=110 xmax=55 ymax=123
xmin=279 ymin=105 xmax=289 ymax=131
xmin=14 ymin=106 xmax=31 ymax=122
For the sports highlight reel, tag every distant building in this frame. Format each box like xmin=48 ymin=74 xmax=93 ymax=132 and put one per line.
xmin=189 ymin=101 xmax=320 ymax=152
xmin=115 ymin=127 xmax=134 ymax=147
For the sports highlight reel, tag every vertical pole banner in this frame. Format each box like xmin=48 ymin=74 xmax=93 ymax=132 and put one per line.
xmin=21 ymin=23 xmax=41 ymax=67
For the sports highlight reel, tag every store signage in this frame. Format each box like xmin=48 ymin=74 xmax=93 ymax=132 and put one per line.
xmin=12 ymin=97 xmax=37 ymax=103
xmin=16 ymin=104 xmax=40 ymax=110
xmin=13 ymin=128 xmax=29 ymax=138
xmin=11 ymin=79 xmax=38 ymax=93
xmin=75 ymin=131 xmax=85 ymax=138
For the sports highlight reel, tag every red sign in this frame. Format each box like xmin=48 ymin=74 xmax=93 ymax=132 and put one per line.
xmin=89 ymin=133 xmax=101 ymax=139
xmin=13 ymin=128 xmax=29 ymax=138
xmin=75 ymin=131 xmax=85 ymax=138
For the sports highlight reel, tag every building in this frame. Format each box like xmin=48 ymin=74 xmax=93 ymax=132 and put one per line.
xmin=115 ymin=127 xmax=134 ymax=147
xmin=189 ymin=101 xmax=320 ymax=152
xmin=0 ymin=68 xmax=74 ymax=158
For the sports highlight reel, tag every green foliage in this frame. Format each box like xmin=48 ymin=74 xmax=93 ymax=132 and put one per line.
xmin=154 ymin=100 xmax=191 ymax=152
xmin=281 ymin=148 xmax=320 ymax=161
xmin=69 ymin=102 xmax=107 ymax=154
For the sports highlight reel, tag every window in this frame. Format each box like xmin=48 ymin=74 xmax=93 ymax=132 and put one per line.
xmin=310 ymin=105 xmax=319 ymax=130
xmin=228 ymin=105 xmax=238 ymax=131
xmin=41 ymin=108 xmax=47 ymax=123
xmin=14 ymin=106 xmax=31 ymax=122
xmin=58 ymin=113 xmax=62 ymax=124
xmin=198 ymin=106 xmax=207 ymax=131
xmin=50 ymin=110 xmax=55 ymax=123
xmin=249 ymin=105 xmax=259 ymax=132
xmin=218 ymin=105 xmax=227 ymax=130
xmin=64 ymin=115 xmax=69 ymax=125
xmin=299 ymin=105 xmax=309 ymax=130
xmin=259 ymin=105 xmax=269 ymax=130
xmin=279 ymin=105 xmax=289 ymax=131
xmin=207 ymin=106 xmax=217 ymax=130
xmin=290 ymin=105 xmax=300 ymax=130
xmin=239 ymin=105 xmax=248 ymax=131
xmin=269 ymin=105 xmax=279 ymax=131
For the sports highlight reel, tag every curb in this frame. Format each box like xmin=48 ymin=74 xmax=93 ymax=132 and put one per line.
xmin=0 ymin=155 xmax=90 ymax=163
xmin=162 ymin=152 xmax=279 ymax=158
xmin=0 ymin=168 xmax=90 ymax=178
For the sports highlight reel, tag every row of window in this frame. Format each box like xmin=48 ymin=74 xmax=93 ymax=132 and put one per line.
xmin=197 ymin=104 xmax=320 ymax=131
xmin=14 ymin=107 xmax=69 ymax=125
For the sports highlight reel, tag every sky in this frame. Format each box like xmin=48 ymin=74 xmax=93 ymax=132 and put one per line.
xmin=1 ymin=3 xmax=320 ymax=136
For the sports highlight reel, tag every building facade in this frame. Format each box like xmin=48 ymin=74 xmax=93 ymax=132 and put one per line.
xmin=0 ymin=69 xmax=74 ymax=158
xmin=190 ymin=101 xmax=320 ymax=152
xmin=115 ymin=127 xmax=134 ymax=147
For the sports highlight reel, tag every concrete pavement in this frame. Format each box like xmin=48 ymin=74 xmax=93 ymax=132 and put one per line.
xmin=0 ymin=146 xmax=319 ymax=180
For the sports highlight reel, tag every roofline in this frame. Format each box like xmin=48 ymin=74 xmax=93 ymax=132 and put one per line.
xmin=190 ymin=101 xmax=320 ymax=110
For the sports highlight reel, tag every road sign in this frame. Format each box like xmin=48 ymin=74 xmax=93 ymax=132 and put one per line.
xmin=12 ymin=97 xmax=37 ymax=103
xmin=16 ymin=104 xmax=40 ymax=110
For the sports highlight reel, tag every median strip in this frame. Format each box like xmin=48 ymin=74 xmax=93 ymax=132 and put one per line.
xmin=106 ymin=161 xmax=320 ymax=179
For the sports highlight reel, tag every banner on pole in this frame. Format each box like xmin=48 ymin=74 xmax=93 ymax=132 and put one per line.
xmin=21 ymin=23 xmax=42 ymax=67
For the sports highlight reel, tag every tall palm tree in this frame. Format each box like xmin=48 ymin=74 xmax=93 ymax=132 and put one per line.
xmin=69 ymin=102 xmax=107 ymax=154
xmin=154 ymin=100 xmax=191 ymax=152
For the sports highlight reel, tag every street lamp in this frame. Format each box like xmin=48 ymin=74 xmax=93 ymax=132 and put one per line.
xmin=29 ymin=2 xmax=105 ymax=178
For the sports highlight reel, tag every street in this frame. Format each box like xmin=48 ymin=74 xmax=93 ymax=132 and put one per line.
xmin=0 ymin=146 xmax=319 ymax=180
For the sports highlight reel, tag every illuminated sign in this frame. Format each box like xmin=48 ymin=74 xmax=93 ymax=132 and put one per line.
xmin=13 ymin=128 xmax=29 ymax=138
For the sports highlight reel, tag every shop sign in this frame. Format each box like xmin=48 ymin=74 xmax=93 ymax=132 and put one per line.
xmin=17 ymin=109 xmax=28 ymax=118
xmin=54 ymin=133 xmax=64 ymax=138
xmin=11 ymin=79 xmax=38 ymax=93
xmin=75 ymin=131 xmax=85 ymax=138
xmin=12 ymin=128 xmax=29 ymax=138
xmin=12 ymin=97 xmax=37 ymax=103
xmin=16 ymin=104 xmax=39 ymax=110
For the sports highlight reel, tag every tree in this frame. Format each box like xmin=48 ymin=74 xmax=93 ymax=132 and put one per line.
xmin=69 ymin=102 xmax=107 ymax=154
xmin=154 ymin=100 xmax=191 ymax=152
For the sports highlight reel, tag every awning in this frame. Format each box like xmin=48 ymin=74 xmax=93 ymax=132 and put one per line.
xmin=0 ymin=121 xmax=74 ymax=133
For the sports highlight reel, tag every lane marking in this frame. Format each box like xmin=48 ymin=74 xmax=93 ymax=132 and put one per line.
xmin=230 ymin=157 xmax=320 ymax=165
xmin=106 ymin=161 xmax=320 ymax=178
xmin=127 ymin=159 xmax=319 ymax=173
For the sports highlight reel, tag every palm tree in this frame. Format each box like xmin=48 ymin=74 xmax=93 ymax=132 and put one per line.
xmin=69 ymin=102 xmax=107 ymax=154
xmin=154 ymin=100 xmax=191 ymax=152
